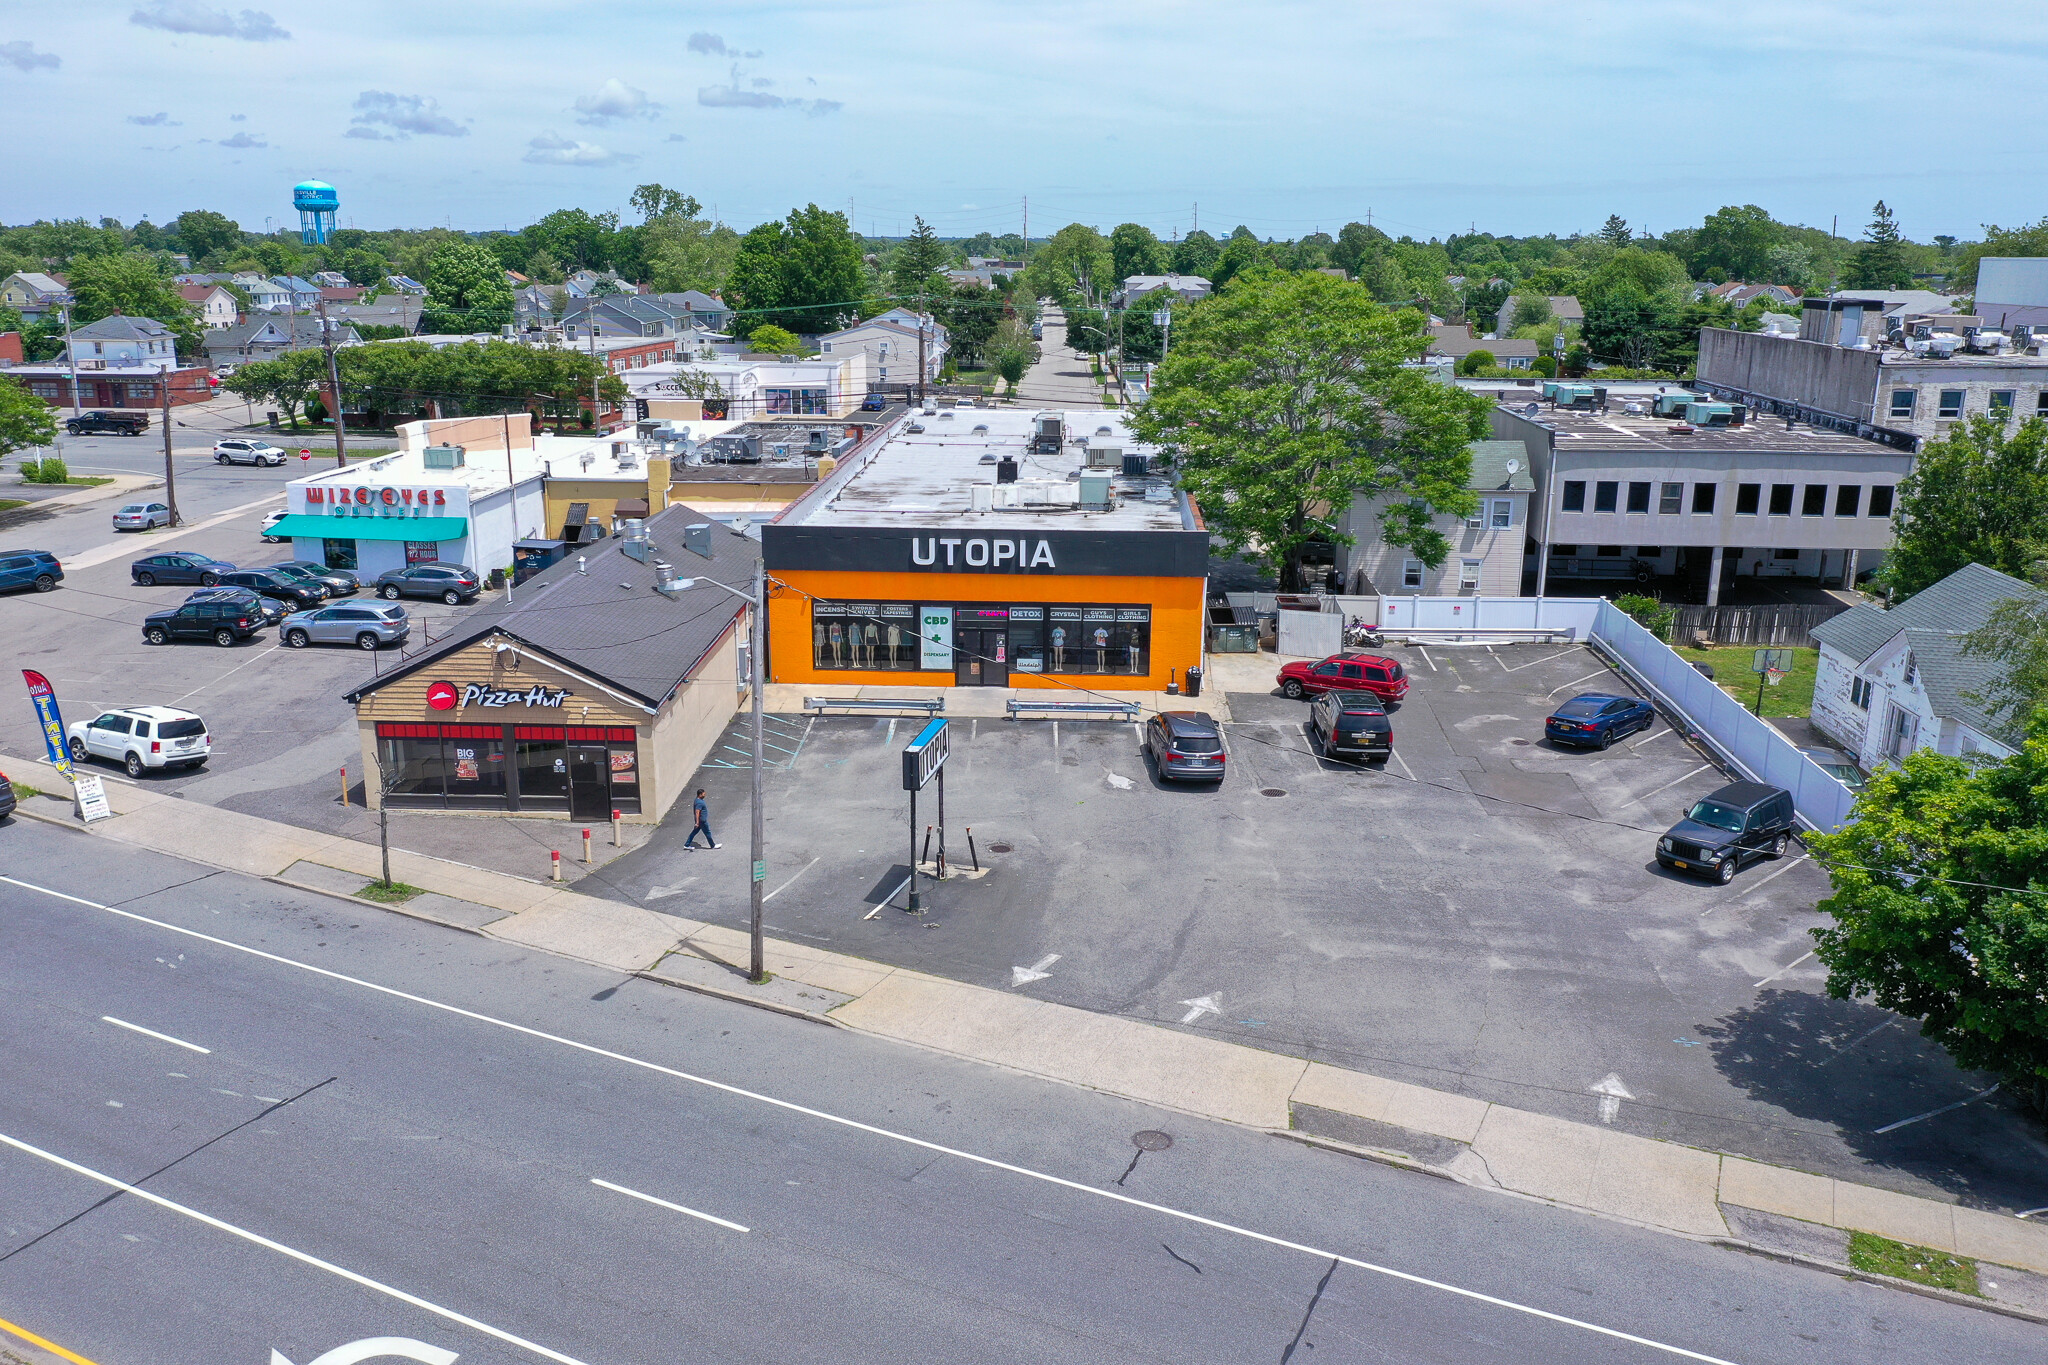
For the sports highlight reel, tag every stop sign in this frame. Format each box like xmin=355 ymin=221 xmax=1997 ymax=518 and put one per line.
xmin=300 ymin=448 xmax=311 ymax=457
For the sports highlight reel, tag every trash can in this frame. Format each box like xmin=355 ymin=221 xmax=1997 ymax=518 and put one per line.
xmin=1184 ymin=666 xmax=1203 ymax=698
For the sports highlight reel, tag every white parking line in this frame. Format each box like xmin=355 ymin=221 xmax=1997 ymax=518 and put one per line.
xmin=1873 ymin=1084 xmax=2001 ymax=1135
xmin=590 ymin=1177 xmax=749 ymax=1232
xmin=101 ymin=1015 xmax=210 ymax=1054
xmin=1701 ymin=854 xmax=1810 ymax=914
xmin=1628 ymin=725 xmax=1675 ymax=751
xmin=1416 ymin=646 xmax=1437 ymax=672
xmin=1546 ymin=669 xmax=1611 ymax=697
xmin=1388 ymin=748 xmax=1417 ymax=782
xmin=174 ymin=644 xmax=284 ymax=702
xmin=3 ymin=872 xmax=1742 ymax=1365
xmin=62 ymin=494 xmax=287 ymax=572
xmin=0 ymin=1129 xmax=590 ymax=1365
xmin=1499 ymin=648 xmax=1584 ymax=674
xmin=1633 ymin=764 xmax=1713 ymax=804
xmin=1752 ymin=949 xmax=1815 ymax=989
xmin=760 ymin=857 xmax=820 ymax=904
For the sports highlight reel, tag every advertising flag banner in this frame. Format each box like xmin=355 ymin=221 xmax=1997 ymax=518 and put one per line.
xmin=22 ymin=669 xmax=71 ymax=780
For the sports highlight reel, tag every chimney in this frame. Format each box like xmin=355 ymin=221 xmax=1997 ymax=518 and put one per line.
xmin=684 ymin=522 xmax=713 ymax=559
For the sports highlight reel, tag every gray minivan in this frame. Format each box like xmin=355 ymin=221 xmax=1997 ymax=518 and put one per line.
xmin=1657 ymin=781 xmax=1797 ymax=883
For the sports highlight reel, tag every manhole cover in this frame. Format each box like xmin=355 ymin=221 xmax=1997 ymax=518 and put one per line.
xmin=1260 ymin=788 xmax=1287 ymax=798
xmin=987 ymin=843 xmax=1013 ymax=854
xmin=1509 ymin=738 xmax=1532 ymax=745
xmin=1132 ymin=1130 xmax=1174 ymax=1152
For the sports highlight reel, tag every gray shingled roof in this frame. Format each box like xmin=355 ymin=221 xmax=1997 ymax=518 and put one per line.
xmin=71 ymin=314 xmax=172 ymax=341
xmin=1468 ymin=439 xmax=1536 ymax=492
xmin=344 ymin=501 xmax=761 ymax=710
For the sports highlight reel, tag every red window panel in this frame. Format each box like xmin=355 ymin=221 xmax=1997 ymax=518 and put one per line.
xmin=565 ymin=726 xmax=637 ymax=741
xmin=377 ymin=723 xmax=441 ymax=738
xmin=514 ymin=726 xmax=566 ymax=740
xmin=442 ymin=724 xmax=501 ymax=739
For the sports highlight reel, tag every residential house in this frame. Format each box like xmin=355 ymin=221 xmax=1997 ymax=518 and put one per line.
xmin=203 ymin=316 xmax=359 ymax=369
xmin=9 ymin=315 xmax=210 ymax=408
xmin=311 ymin=271 xmax=352 ymax=288
xmin=318 ymin=286 xmax=365 ymax=308
xmin=623 ymin=350 xmax=868 ymax=421
xmin=1495 ymin=294 xmax=1584 ymax=336
xmin=560 ymin=294 xmax=696 ymax=340
xmin=271 ymin=276 xmax=322 ymax=312
xmin=234 ymin=274 xmax=292 ymax=311
xmin=1705 ymin=282 xmax=1801 ymax=310
xmin=0 ymin=272 xmax=69 ymax=320
xmin=1112 ymin=274 xmax=1212 ymax=307
xmin=384 ymin=275 xmax=428 ymax=295
xmin=1809 ymin=562 xmax=2036 ymax=767
xmin=565 ymin=269 xmax=637 ymax=298
xmin=65 ymin=314 xmax=179 ymax=369
xmin=653 ymin=290 xmax=730 ymax=332
xmin=1425 ymin=325 xmax=1539 ymax=370
xmin=817 ymin=313 xmax=948 ymax=388
xmin=514 ymin=284 xmax=569 ymax=329
xmin=1337 ymin=440 xmax=1535 ymax=596
xmin=326 ymin=297 xmax=422 ymax=335
xmin=177 ymin=283 xmax=240 ymax=330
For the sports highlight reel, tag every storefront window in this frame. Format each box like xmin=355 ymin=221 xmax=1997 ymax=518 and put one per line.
xmin=766 ymin=387 xmax=829 ymax=415
xmin=813 ymin=602 xmax=919 ymax=670
xmin=378 ymin=723 xmax=637 ymax=813
xmin=379 ymin=722 xmax=451 ymax=802
xmin=405 ymin=541 xmax=440 ymax=565
xmin=811 ymin=600 xmax=1151 ymax=676
xmin=515 ymin=732 xmax=570 ymax=810
xmin=324 ymin=538 xmax=358 ymax=571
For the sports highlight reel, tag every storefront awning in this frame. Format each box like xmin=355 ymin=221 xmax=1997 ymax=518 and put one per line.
xmin=270 ymin=514 xmax=469 ymax=542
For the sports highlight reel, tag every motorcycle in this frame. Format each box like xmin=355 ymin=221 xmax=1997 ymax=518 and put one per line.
xmin=1343 ymin=619 xmax=1383 ymax=649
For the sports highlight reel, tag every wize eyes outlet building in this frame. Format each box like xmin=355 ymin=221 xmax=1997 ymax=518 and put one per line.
xmin=761 ymin=409 xmax=1210 ymax=689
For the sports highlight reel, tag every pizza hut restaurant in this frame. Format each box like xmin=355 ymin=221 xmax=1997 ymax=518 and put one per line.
xmin=342 ymin=503 xmax=759 ymax=822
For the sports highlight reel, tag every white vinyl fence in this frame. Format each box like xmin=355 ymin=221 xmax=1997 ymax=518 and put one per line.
xmin=1377 ymin=595 xmax=1601 ymax=638
xmin=1589 ymin=599 xmax=1857 ymax=833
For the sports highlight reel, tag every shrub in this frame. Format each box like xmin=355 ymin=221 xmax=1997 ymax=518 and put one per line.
xmin=1457 ymin=349 xmax=1496 ymax=375
xmin=1532 ymin=355 xmax=1558 ymax=378
xmin=746 ymin=324 xmax=805 ymax=355
xmin=1614 ymin=593 xmax=1675 ymax=640
xmin=21 ymin=456 xmax=69 ymax=484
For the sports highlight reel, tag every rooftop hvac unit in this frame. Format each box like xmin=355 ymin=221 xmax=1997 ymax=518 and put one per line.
xmin=1682 ymin=402 xmax=1737 ymax=427
xmin=579 ymin=453 xmax=594 ymax=470
xmin=620 ymin=519 xmax=649 ymax=561
xmin=1122 ymin=453 xmax=1148 ymax=477
xmin=806 ymin=428 xmax=829 ymax=450
xmin=1085 ymin=441 xmax=1121 ymax=469
xmin=1032 ymin=414 xmax=1063 ymax=452
xmin=1651 ymin=392 xmax=1698 ymax=417
xmin=1078 ymin=472 xmax=1113 ymax=510
xmin=684 ymin=522 xmax=713 ymax=559
xmin=1928 ymin=335 xmax=1962 ymax=358
xmin=971 ymin=483 xmax=995 ymax=512
xmin=995 ymin=456 xmax=1019 ymax=483
xmin=423 ymin=444 xmax=466 ymax=469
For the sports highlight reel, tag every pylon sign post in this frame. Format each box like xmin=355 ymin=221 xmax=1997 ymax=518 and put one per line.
xmin=901 ymin=719 xmax=949 ymax=912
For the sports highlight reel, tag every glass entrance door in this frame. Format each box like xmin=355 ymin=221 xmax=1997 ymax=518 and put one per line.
xmin=954 ymin=629 xmax=1008 ymax=686
xmin=568 ymin=745 xmax=611 ymax=819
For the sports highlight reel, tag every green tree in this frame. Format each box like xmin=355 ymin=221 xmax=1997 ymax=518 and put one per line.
xmin=890 ymin=216 xmax=948 ymax=301
xmin=1582 ymin=283 xmax=1683 ymax=370
xmin=940 ymin=283 xmax=1000 ymax=367
xmin=1882 ymin=416 xmax=2048 ymax=597
xmin=1844 ymin=200 xmax=1913 ymax=290
xmin=170 ymin=209 xmax=242 ymax=264
xmin=631 ymin=184 xmax=701 ymax=223
xmin=1109 ymin=223 xmax=1167 ymax=282
xmin=422 ymin=239 xmax=515 ymax=333
xmin=1961 ymin=579 xmax=2048 ymax=737
xmin=64 ymin=252 xmax=203 ymax=356
xmin=222 ymin=350 xmax=328 ymax=429
xmin=1209 ymin=233 xmax=1266 ymax=290
xmin=1331 ymin=222 xmax=1391 ymax=277
xmin=724 ymin=204 xmax=864 ymax=334
xmin=746 ymin=324 xmax=805 ymax=354
xmin=643 ymin=216 xmax=738 ymax=296
xmin=250 ymin=239 xmax=304 ymax=277
xmin=1021 ymin=223 xmax=1114 ymax=306
xmin=1585 ymin=247 xmax=1689 ymax=300
xmin=1169 ymin=229 xmax=1219 ymax=279
xmin=0 ymin=374 xmax=59 ymax=456
xmin=986 ymin=316 xmax=1034 ymax=393
xmin=1127 ymin=270 xmax=1491 ymax=590
xmin=1598 ymin=214 xmax=1632 ymax=248
xmin=1456 ymin=349 xmax=1495 ymax=375
xmin=1512 ymin=295 xmax=1553 ymax=330
xmin=1692 ymin=204 xmax=1783 ymax=281
xmin=1809 ymin=717 xmax=2048 ymax=1112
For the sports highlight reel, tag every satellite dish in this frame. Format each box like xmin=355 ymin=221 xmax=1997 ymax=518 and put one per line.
xmin=1523 ymin=402 xmax=1540 ymax=416
xmin=1505 ymin=458 xmax=1520 ymax=474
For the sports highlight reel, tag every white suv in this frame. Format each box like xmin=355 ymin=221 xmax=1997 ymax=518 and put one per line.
xmin=215 ymin=439 xmax=287 ymax=466
xmin=67 ymin=706 xmax=212 ymax=778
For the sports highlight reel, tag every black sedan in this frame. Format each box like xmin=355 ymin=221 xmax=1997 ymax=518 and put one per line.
xmin=215 ymin=568 xmax=326 ymax=610
xmin=131 ymin=553 xmax=237 ymax=586
xmin=374 ymin=561 xmax=481 ymax=605
xmin=1544 ymin=693 xmax=1655 ymax=749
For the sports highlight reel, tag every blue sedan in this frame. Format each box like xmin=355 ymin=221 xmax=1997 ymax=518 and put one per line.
xmin=131 ymin=553 xmax=238 ymax=587
xmin=1544 ymin=692 xmax=1655 ymax=749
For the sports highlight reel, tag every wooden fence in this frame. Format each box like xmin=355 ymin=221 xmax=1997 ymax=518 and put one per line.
xmin=1670 ymin=602 xmax=1846 ymax=647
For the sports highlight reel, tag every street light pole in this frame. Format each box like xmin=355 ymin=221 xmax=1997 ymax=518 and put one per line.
xmin=318 ymin=296 xmax=348 ymax=468
xmin=59 ymin=303 xmax=82 ymax=416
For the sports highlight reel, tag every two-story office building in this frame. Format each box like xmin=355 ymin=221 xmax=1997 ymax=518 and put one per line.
xmin=1488 ymin=385 xmax=1911 ymax=603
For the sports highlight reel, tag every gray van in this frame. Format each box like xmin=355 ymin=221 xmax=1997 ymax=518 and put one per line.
xmin=1657 ymin=781 xmax=1797 ymax=883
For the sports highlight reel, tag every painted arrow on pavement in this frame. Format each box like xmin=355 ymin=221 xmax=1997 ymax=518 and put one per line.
xmin=273 ymin=1339 xmax=458 ymax=1365
xmin=1589 ymin=1073 xmax=1635 ymax=1124
xmin=1011 ymin=954 xmax=1060 ymax=987
xmin=1179 ymin=994 xmax=1221 ymax=1025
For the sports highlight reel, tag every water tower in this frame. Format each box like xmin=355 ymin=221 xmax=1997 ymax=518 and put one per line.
xmin=294 ymin=179 xmax=339 ymax=245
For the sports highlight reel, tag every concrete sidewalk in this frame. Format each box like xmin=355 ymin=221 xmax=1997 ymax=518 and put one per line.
xmin=15 ymin=757 xmax=2048 ymax=1306
xmin=767 ymin=682 xmax=1229 ymax=721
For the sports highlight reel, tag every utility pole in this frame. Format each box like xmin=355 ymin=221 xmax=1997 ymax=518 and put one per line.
xmin=160 ymin=354 xmax=180 ymax=527
xmin=587 ymin=321 xmax=603 ymax=430
xmin=59 ymin=304 xmax=82 ymax=416
xmin=317 ymin=297 xmax=347 ymax=468
xmin=916 ymin=288 xmax=929 ymax=406
xmin=1021 ymin=196 xmax=1028 ymax=264
xmin=747 ymin=557 xmax=767 ymax=984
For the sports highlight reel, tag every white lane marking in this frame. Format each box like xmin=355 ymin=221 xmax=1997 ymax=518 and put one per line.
xmin=1499 ymin=648 xmax=1582 ymax=674
xmin=589 ymin=1177 xmax=749 ymax=1232
xmin=1633 ymin=764 xmax=1713 ymax=804
xmin=1702 ymin=855 xmax=1810 ymax=915
xmin=1752 ymin=949 xmax=1816 ymax=989
xmin=102 ymin=1015 xmax=210 ymax=1054
xmin=1387 ymin=748 xmax=1416 ymax=782
xmin=0 ymin=873 xmax=1741 ymax=1365
xmin=1628 ymin=726 xmax=1672 ymax=751
xmin=1873 ymin=1084 xmax=2001 ymax=1135
xmin=273 ymin=1337 xmax=458 ymax=1365
xmin=1179 ymin=994 xmax=1221 ymax=1025
xmin=885 ymin=717 xmax=897 ymax=746
xmin=643 ymin=880 xmax=697 ymax=900
xmin=62 ymin=493 xmax=287 ymax=571
xmin=760 ymin=857 xmax=820 ymax=904
xmin=1011 ymin=954 xmax=1059 ymax=987
xmin=175 ymin=644 xmax=285 ymax=702
xmin=1820 ymin=1019 xmax=1894 ymax=1066
xmin=1546 ymin=669 xmax=1611 ymax=697
xmin=1417 ymin=647 xmax=1437 ymax=672
xmin=0 ymin=1130 xmax=587 ymax=1365
xmin=1590 ymin=1074 xmax=1635 ymax=1125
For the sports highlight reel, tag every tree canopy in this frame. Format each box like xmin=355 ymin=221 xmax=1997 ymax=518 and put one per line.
xmin=1127 ymin=269 xmax=1491 ymax=589
xmin=889 ymin=216 xmax=948 ymax=300
xmin=1844 ymin=201 xmax=1912 ymax=290
xmin=0 ymin=374 xmax=59 ymax=456
xmin=1882 ymin=415 xmax=2048 ymax=597
xmin=422 ymin=239 xmax=515 ymax=333
xmin=227 ymin=339 xmax=625 ymax=430
xmin=723 ymin=204 xmax=864 ymax=334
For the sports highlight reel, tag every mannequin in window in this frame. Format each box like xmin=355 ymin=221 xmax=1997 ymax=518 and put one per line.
xmin=861 ymin=621 xmax=878 ymax=667
xmin=1126 ymin=634 xmax=1140 ymax=674
xmin=1093 ymin=624 xmax=1109 ymax=671
xmin=1051 ymin=625 xmax=1065 ymax=671
xmin=828 ymin=620 xmax=844 ymax=665
xmin=814 ymin=620 xmax=826 ymax=666
xmin=885 ymin=622 xmax=902 ymax=667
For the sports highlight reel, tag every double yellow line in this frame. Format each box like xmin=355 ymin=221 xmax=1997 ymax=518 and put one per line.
xmin=0 ymin=1314 xmax=103 ymax=1365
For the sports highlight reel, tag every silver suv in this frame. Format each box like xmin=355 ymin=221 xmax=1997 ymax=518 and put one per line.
xmin=280 ymin=602 xmax=410 ymax=650
xmin=66 ymin=706 xmax=211 ymax=777
xmin=214 ymin=439 xmax=287 ymax=466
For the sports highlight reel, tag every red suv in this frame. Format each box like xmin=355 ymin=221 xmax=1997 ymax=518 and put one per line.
xmin=1277 ymin=652 xmax=1409 ymax=704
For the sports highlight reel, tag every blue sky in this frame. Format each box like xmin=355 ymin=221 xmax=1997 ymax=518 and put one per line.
xmin=4 ymin=0 xmax=2043 ymax=241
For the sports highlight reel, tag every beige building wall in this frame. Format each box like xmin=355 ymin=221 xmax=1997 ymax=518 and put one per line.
xmin=646 ymin=617 xmax=746 ymax=823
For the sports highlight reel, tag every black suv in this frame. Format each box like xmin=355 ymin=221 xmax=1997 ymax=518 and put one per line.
xmin=66 ymin=410 xmax=150 ymax=436
xmin=1658 ymin=782 xmax=1797 ymax=883
xmin=374 ymin=562 xmax=481 ymax=604
xmin=1309 ymin=690 xmax=1393 ymax=763
xmin=217 ymin=568 xmax=325 ymax=609
xmin=142 ymin=597 xmax=265 ymax=646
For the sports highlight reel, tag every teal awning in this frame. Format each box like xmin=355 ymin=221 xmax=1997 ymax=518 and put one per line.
xmin=272 ymin=514 xmax=468 ymax=542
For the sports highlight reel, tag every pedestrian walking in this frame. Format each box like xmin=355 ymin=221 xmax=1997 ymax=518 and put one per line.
xmin=684 ymin=788 xmax=718 ymax=849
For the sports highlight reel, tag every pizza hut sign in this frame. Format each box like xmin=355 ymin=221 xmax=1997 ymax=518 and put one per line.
xmin=427 ymin=679 xmax=572 ymax=710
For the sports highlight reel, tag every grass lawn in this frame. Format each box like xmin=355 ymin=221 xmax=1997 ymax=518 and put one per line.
xmin=56 ymin=476 xmax=115 ymax=487
xmin=356 ymin=880 xmax=425 ymax=904
xmin=10 ymin=779 xmax=44 ymax=800
xmin=1674 ymin=645 xmax=1817 ymax=719
xmin=0 ymin=499 xmax=23 ymax=512
xmin=1847 ymin=1231 xmax=1980 ymax=1295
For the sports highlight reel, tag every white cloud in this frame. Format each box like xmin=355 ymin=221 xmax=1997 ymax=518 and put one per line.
xmin=665 ymin=133 xmax=689 ymax=143
xmin=573 ymin=78 xmax=660 ymax=126
xmin=351 ymin=91 xmax=467 ymax=138
xmin=0 ymin=40 xmax=60 ymax=71
xmin=217 ymin=131 xmax=267 ymax=148
xmin=344 ymin=126 xmax=394 ymax=141
xmin=698 ymin=68 xmax=841 ymax=117
xmin=229 ymin=112 xmax=246 ymax=121
xmin=686 ymin=32 xmax=760 ymax=58
xmin=127 ymin=112 xmax=180 ymax=125
xmin=129 ymin=2 xmax=289 ymax=41
xmin=522 ymin=131 xmax=637 ymax=168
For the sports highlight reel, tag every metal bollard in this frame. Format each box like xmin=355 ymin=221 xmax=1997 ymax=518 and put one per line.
xmin=582 ymin=828 xmax=592 ymax=862
xmin=611 ymin=808 xmax=621 ymax=847
xmin=550 ymin=850 xmax=562 ymax=881
xmin=340 ymin=765 xmax=349 ymax=808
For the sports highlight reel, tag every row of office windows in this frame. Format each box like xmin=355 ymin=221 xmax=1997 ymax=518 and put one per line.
xmin=1891 ymin=388 xmax=2048 ymax=421
xmin=1559 ymin=480 xmax=1894 ymax=518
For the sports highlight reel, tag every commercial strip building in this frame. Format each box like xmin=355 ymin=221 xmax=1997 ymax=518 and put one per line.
xmin=761 ymin=408 xmax=1209 ymax=690
xmin=623 ymin=352 xmax=869 ymax=421
xmin=1485 ymin=383 xmax=1909 ymax=603
xmin=343 ymin=502 xmax=758 ymax=822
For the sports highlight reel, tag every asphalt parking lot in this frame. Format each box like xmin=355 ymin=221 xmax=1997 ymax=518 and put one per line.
xmin=606 ymin=642 xmax=2043 ymax=1212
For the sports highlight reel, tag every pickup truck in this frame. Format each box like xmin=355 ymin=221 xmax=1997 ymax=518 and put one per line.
xmin=65 ymin=410 xmax=151 ymax=436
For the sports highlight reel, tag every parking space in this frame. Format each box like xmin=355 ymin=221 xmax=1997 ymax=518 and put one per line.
xmin=607 ymin=641 xmax=2041 ymax=1208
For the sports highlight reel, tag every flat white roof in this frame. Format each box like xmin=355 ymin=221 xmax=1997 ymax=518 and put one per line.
xmin=789 ymin=408 xmax=1191 ymax=531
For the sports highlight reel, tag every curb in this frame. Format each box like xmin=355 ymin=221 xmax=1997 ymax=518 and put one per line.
xmin=263 ymin=875 xmax=489 ymax=937
xmin=631 ymin=968 xmax=848 ymax=1029
xmin=1711 ymin=1237 xmax=2048 ymax=1328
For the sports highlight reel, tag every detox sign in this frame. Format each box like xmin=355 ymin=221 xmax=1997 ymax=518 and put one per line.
xmin=918 ymin=606 xmax=953 ymax=669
